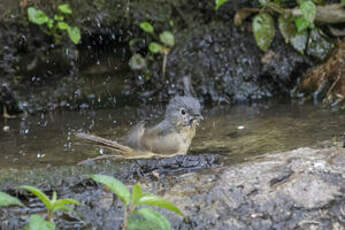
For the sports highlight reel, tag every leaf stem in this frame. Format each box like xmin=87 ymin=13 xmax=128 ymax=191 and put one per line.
xmin=162 ymin=51 xmax=168 ymax=79
xmin=47 ymin=209 xmax=52 ymax=222
xmin=123 ymin=206 xmax=128 ymax=230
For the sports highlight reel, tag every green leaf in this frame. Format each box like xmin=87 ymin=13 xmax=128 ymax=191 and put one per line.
xmin=51 ymin=204 xmax=76 ymax=214
xmin=159 ymin=31 xmax=175 ymax=47
xmin=215 ymin=0 xmax=228 ymax=10
xmin=24 ymin=215 xmax=55 ymax=230
xmin=290 ymin=30 xmax=308 ymax=53
xmin=137 ymin=194 xmax=183 ymax=216
xmin=58 ymin=4 xmax=72 ymax=14
xmin=127 ymin=215 xmax=161 ymax=230
xmin=57 ymin=22 xmax=70 ymax=30
xmin=53 ymin=198 xmax=80 ymax=206
xmin=54 ymin=15 xmax=64 ymax=21
xmin=90 ymin=174 xmax=130 ymax=205
xmin=51 ymin=191 xmax=57 ymax=203
xmin=300 ymin=1 xmax=316 ymax=23
xmin=252 ymin=13 xmax=275 ymax=52
xmin=306 ymin=28 xmax=333 ymax=60
xmin=139 ymin=22 xmax=154 ymax=33
xmin=259 ymin=0 xmax=270 ymax=6
xmin=278 ymin=15 xmax=296 ymax=43
xmin=136 ymin=208 xmax=171 ymax=230
xmin=342 ymin=0 xmax=345 ymax=5
xmin=47 ymin=19 xmax=54 ymax=29
xmin=131 ymin=183 xmax=142 ymax=206
xmin=67 ymin=26 xmax=81 ymax=44
xmin=27 ymin=7 xmax=49 ymax=25
xmin=295 ymin=16 xmax=311 ymax=32
xmin=148 ymin=42 xmax=163 ymax=53
xmin=129 ymin=54 xmax=146 ymax=70
xmin=0 ymin=191 xmax=23 ymax=207
xmin=19 ymin=186 xmax=52 ymax=210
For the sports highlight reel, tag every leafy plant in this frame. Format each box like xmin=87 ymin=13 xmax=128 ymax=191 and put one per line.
xmin=19 ymin=185 xmax=80 ymax=229
xmin=216 ymin=0 xmax=321 ymax=54
xmin=215 ymin=0 xmax=228 ymax=10
xmin=27 ymin=4 xmax=81 ymax=44
xmin=90 ymin=174 xmax=183 ymax=230
xmin=24 ymin=215 xmax=55 ymax=230
xmin=252 ymin=13 xmax=275 ymax=52
xmin=295 ymin=0 xmax=316 ymax=32
xmin=0 ymin=191 xmax=23 ymax=207
xmin=129 ymin=21 xmax=175 ymax=78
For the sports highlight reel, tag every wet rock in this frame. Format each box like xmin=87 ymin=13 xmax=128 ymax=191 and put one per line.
xmin=124 ymin=4 xmax=311 ymax=104
xmin=135 ymin=153 xmax=220 ymax=176
xmin=160 ymin=147 xmax=345 ymax=229
xmin=1 ymin=145 xmax=345 ymax=229
xmin=0 ymin=0 xmax=313 ymax=112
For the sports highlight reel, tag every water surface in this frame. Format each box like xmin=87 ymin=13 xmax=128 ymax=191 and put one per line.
xmin=0 ymin=101 xmax=343 ymax=169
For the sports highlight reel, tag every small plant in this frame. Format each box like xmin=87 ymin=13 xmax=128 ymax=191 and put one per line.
xmin=215 ymin=0 xmax=228 ymax=10
xmin=24 ymin=215 xmax=55 ymax=230
xmin=129 ymin=21 xmax=175 ymax=78
xmin=216 ymin=0 xmax=339 ymax=55
xmin=90 ymin=174 xmax=183 ymax=230
xmin=27 ymin=4 xmax=81 ymax=44
xmin=0 ymin=191 xmax=23 ymax=207
xmin=19 ymin=185 xmax=80 ymax=230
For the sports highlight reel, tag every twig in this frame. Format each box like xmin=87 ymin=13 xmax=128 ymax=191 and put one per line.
xmin=162 ymin=50 xmax=168 ymax=79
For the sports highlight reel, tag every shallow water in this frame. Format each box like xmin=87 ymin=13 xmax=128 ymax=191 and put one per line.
xmin=0 ymin=101 xmax=344 ymax=169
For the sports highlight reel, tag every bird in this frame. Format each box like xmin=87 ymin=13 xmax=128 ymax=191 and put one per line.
xmin=76 ymin=95 xmax=203 ymax=159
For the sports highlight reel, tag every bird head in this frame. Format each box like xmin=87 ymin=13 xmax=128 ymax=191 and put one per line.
xmin=165 ymin=96 xmax=203 ymax=128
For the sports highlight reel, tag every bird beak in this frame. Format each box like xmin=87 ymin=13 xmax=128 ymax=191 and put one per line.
xmin=190 ymin=113 xmax=203 ymax=126
xmin=195 ymin=114 xmax=204 ymax=121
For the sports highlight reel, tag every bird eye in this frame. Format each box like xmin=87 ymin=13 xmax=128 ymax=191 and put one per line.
xmin=180 ymin=108 xmax=186 ymax=115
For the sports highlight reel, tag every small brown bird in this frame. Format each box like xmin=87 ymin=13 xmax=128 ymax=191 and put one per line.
xmin=76 ymin=96 xmax=203 ymax=159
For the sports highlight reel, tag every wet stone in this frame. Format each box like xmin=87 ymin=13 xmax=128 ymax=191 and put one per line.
xmin=1 ymin=146 xmax=345 ymax=229
xmin=135 ymin=153 xmax=220 ymax=176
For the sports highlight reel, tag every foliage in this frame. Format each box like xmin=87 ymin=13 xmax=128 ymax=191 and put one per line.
xmin=24 ymin=215 xmax=55 ymax=230
xmin=129 ymin=21 xmax=175 ymax=78
xmin=140 ymin=22 xmax=154 ymax=34
xmin=90 ymin=174 xmax=183 ymax=230
xmin=216 ymin=0 xmax=324 ymax=54
xmin=27 ymin=4 xmax=80 ymax=44
xmin=19 ymin=185 xmax=79 ymax=229
xmin=252 ymin=13 xmax=275 ymax=52
xmin=159 ymin=31 xmax=175 ymax=47
xmin=215 ymin=0 xmax=228 ymax=10
xmin=0 ymin=191 xmax=23 ymax=207
xmin=295 ymin=0 xmax=316 ymax=32
xmin=2 ymin=177 xmax=183 ymax=230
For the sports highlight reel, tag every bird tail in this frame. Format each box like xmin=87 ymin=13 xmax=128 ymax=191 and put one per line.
xmin=74 ymin=132 xmax=134 ymax=155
